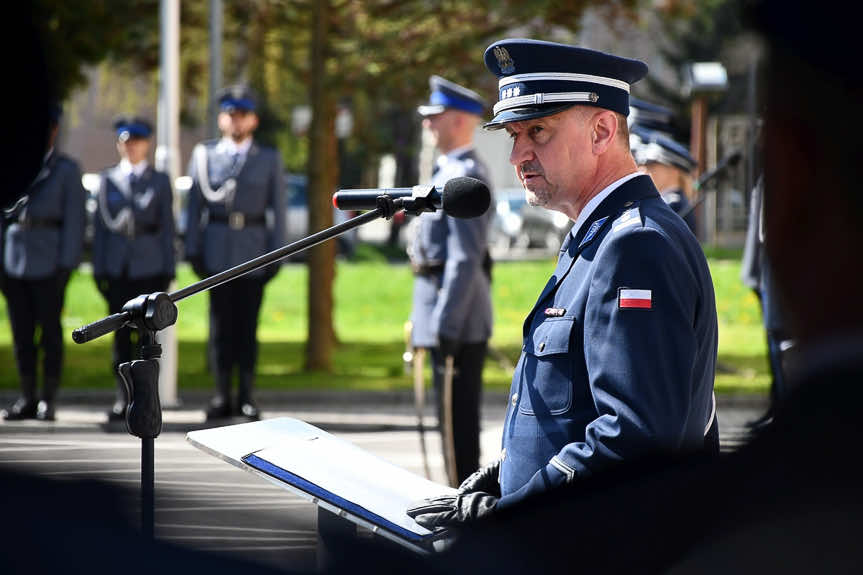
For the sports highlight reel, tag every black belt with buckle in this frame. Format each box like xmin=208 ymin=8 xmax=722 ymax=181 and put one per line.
xmin=412 ymin=262 xmax=445 ymax=277
xmin=210 ymin=212 xmax=266 ymax=230
xmin=134 ymin=223 xmax=161 ymax=235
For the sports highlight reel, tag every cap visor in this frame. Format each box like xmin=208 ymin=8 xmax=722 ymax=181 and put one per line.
xmin=482 ymin=103 xmax=577 ymax=131
xmin=417 ymin=104 xmax=446 ymax=117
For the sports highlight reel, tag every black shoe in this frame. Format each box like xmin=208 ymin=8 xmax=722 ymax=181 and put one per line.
xmin=106 ymin=402 xmax=127 ymax=423
xmin=206 ymin=396 xmax=232 ymax=421
xmin=2 ymin=398 xmax=38 ymax=420
xmin=36 ymin=400 xmax=55 ymax=422
xmin=235 ymin=401 xmax=261 ymax=421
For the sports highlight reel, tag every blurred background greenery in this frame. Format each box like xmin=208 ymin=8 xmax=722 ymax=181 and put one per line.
xmin=0 ymin=248 xmax=767 ymax=395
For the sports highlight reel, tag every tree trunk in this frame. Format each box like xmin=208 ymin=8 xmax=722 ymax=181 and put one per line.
xmin=305 ymin=0 xmax=337 ymax=371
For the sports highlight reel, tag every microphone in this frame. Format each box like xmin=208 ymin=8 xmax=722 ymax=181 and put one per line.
xmin=332 ymin=176 xmax=490 ymax=219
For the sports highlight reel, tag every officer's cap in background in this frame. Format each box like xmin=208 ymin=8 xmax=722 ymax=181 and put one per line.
xmin=483 ymin=38 xmax=648 ymax=130
xmin=631 ymin=127 xmax=696 ymax=173
xmin=113 ymin=116 xmax=153 ymax=141
xmin=628 ymin=97 xmax=675 ymax=137
xmin=417 ymin=75 xmax=485 ymax=117
xmin=218 ymin=84 xmax=257 ymax=113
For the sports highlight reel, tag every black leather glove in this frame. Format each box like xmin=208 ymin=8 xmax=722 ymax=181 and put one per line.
xmin=458 ymin=459 xmax=501 ymax=497
xmin=437 ymin=336 xmax=461 ymax=359
xmin=406 ymin=491 xmax=498 ymax=530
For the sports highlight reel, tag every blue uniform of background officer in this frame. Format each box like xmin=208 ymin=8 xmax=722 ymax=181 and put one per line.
xmin=409 ymin=39 xmax=718 ymax=529
xmin=93 ymin=116 xmax=176 ymax=423
xmin=1 ymin=104 xmax=86 ymax=421
xmin=184 ymin=85 xmax=286 ymax=421
xmin=410 ymin=75 xmax=494 ymax=485
xmin=630 ymin=126 xmax=698 ymax=234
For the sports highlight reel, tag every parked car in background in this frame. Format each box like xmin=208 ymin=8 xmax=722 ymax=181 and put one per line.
xmin=490 ymin=187 xmax=572 ymax=252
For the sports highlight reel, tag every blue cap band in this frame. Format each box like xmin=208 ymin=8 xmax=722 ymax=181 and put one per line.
xmin=429 ymin=90 xmax=485 ymax=115
xmin=220 ymin=97 xmax=256 ymax=112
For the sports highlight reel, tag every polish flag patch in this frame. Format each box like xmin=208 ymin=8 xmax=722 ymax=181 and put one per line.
xmin=618 ymin=288 xmax=652 ymax=310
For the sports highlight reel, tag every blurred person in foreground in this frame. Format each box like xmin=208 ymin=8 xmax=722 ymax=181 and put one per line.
xmin=631 ymin=127 xmax=698 ymax=234
xmin=409 ymin=75 xmax=494 ymax=485
xmin=0 ymin=103 xmax=86 ymax=422
xmin=93 ymin=116 xmax=175 ymax=423
xmin=184 ymin=85 xmax=285 ymax=422
xmin=407 ymin=38 xmax=719 ymax=529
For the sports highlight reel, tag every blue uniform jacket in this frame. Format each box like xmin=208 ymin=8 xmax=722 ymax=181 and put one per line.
xmin=92 ymin=165 xmax=176 ymax=280
xmin=183 ymin=140 xmax=286 ymax=279
xmin=2 ymin=152 xmax=86 ymax=279
xmin=660 ymin=188 xmax=696 ymax=235
xmin=409 ymin=148 xmax=493 ymax=347
xmin=498 ymin=174 xmax=718 ymax=508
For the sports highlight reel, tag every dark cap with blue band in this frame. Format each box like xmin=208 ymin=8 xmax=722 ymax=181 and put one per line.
xmin=482 ymin=38 xmax=648 ymax=130
xmin=417 ymin=75 xmax=485 ymax=117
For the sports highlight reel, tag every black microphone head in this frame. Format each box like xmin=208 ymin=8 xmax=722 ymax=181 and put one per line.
xmin=441 ymin=177 xmax=490 ymax=219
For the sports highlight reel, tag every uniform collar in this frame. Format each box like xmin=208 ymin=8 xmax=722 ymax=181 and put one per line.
xmin=217 ymin=136 xmax=253 ymax=156
xmin=437 ymin=144 xmax=474 ymax=167
xmin=571 ymin=171 xmax=642 ymax=239
xmin=119 ymin=158 xmax=149 ymax=178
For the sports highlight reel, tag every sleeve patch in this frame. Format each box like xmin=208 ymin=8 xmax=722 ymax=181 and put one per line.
xmin=618 ymin=288 xmax=652 ymax=310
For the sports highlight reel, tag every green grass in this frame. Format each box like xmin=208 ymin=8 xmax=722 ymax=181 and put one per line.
xmin=0 ymin=254 xmax=769 ymax=395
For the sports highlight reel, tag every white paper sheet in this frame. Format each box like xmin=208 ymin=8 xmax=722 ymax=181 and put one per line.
xmin=187 ymin=417 xmax=455 ymax=541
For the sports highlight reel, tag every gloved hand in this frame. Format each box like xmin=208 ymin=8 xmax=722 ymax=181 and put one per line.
xmin=406 ymin=491 xmax=498 ymax=530
xmin=94 ymin=275 xmax=110 ymax=298
xmin=458 ymin=459 xmax=501 ymax=497
xmin=437 ymin=336 xmax=461 ymax=359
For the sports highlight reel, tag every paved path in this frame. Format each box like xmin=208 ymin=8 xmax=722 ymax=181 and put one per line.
xmin=0 ymin=392 xmax=767 ymax=571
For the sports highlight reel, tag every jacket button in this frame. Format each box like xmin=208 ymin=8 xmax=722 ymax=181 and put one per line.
xmin=539 ymin=341 xmax=546 ymax=352
xmin=511 ymin=393 xmax=518 ymax=406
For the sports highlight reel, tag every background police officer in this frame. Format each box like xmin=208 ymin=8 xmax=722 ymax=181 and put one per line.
xmin=184 ymin=85 xmax=286 ymax=422
xmin=630 ymin=127 xmax=698 ymax=234
xmin=0 ymin=104 xmax=86 ymax=421
xmin=93 ymin=116 xmax=176 ymax=423
xmin=409 ymin=75 xmax=494 ymax=485
xmin=409 ymin=39 xmax=718 ymax=528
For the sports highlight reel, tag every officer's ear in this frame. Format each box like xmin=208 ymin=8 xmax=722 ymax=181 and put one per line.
xmin=590 ymin=110 xmax=618 ymax=156
xmin=248 ymin=113 xmax=260 ymax=132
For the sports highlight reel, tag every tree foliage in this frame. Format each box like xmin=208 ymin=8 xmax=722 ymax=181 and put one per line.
xmin=35 ymin=0 xmax=642 ymax=372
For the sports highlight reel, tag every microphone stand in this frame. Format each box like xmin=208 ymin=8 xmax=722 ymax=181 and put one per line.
xmin=72 ymin=193 xmax=426 ymax=539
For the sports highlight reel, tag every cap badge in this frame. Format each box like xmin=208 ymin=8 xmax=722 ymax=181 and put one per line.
xmin=493 ymin=46 xmax=515 ymax=74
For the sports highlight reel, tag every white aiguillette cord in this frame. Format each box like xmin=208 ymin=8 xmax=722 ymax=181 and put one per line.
xmin=194 ymin=143 xmax=242 ymax=210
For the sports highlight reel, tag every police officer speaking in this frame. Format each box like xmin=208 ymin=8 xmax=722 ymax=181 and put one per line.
xmin=408 ymin=39 xmax=718 ymax=528
xmin=1 ymin=104 xmax=86 ymax=421
xmin=184 ymin=85 xmax=286 ymax=422
xmin=409 ymin=75 xmax=494 ymax=486
xmin=93 ymin=116 xmax=176 ymax=423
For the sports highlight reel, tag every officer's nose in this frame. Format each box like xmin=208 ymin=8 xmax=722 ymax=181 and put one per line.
xmin=509 ymin=133 xmax=534 ymax=167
